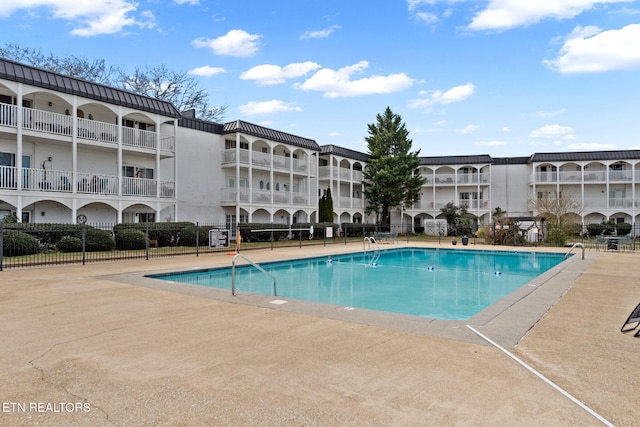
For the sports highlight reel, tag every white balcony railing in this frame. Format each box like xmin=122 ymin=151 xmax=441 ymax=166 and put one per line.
xmin=1 ymin=167 xmax=173 ymax=198
xmin=122 ymin=127 xmax=156 ymax=150
xmin=0 ymin=103 xmax=17 ymax=127
xmin=77 ymin=117 xmax=118 ymax=144
xmin=0 ymin=103 xmax=175 ymax=153
xmin=24 ymin=108 xmax=73 ymax=137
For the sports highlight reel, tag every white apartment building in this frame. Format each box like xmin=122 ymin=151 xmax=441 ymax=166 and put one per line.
xmin=0 ymin=58 xmax=180 ymax=224
xmin=177 ymin=115 xmax=319 ymax=231
xmin=2 ymin=58 xmax=640 ymax=232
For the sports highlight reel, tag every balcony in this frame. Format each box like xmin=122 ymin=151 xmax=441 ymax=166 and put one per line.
xmin=582 ymin=197 xmax=640 ymax=210
xmin=0 ymin=165 xmax=174 ymax=198
xmin=0 ymin=103 xmax=175 ymax=154
xmin=531 ymin=170 xmax=635 ymax=184
xmin=220 ymin=187 xmax=311 ymax=206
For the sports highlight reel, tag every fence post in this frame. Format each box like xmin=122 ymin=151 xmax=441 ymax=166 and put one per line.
xmin=81 ymin=224 xmax=86 ymax=265
xmin=145 ymin=223 xmax=149 ymax=261
xmin=0 ymin=223 xmax=4 ymax=271
xmin=270 ymin=223 xmax=274 ymax=251
xmin=196 ymin=222 xmax=200 ymax=256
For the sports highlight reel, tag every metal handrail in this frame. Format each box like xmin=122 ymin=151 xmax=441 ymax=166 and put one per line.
xmin=231 ymin=253 xmax=277 ymax=296
xmin=565 ymin=242 xmax=585 ymax=260
xmin=363 ymin=237 xmax=381 ymax=267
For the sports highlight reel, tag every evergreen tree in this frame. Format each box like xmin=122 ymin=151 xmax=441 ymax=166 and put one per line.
xmin=362 ymin=107 xmax=425 ymax=229
xmin=324 ymin=188 xmax=334 ymax=222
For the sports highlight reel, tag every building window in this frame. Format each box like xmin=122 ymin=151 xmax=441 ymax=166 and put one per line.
xmin=137 ymin=213 xmax=155 ymax=222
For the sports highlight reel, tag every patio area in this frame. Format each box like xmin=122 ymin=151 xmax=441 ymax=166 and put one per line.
xmin=0 ymin=242 xmax=637 ymax=426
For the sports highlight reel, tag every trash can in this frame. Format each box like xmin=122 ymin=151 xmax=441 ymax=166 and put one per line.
xmin=462 ymin=236 xmax=469 ymax=246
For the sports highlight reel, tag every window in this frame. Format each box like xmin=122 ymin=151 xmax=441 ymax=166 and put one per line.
xmin=123 ymin=166 xmax=153 ymax=179
xmin=138 ymin=213 xmax=155 ymax=222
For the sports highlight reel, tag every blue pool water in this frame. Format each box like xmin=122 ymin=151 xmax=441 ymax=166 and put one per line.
xmin=150 ymin=248 xmax=567 ymax=320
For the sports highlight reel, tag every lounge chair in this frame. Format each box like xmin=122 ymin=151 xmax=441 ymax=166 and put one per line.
xmin=621 ymin=303 xmax=640 ymax=337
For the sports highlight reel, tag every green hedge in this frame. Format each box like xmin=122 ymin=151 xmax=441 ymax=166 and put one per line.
xmin=238 ymin=223 xmax=289 ymax=242
xmin=342 ymin=223 xmax=377 ymax=237
xmin=179 ymin=224 xmax=210 ymax=246
xmin=113 ymin=222 xmax=195 ymax=246
xmin=115 ymin=229 xmax=147 ymax=250
xmin=57 ymin=236 xmax=83 ymax=252
xmin=2 ymin=230 xmax=40 ymax=256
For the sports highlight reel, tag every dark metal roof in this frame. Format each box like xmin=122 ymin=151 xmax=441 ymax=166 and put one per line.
xmin=530 ymin=150 xmax=640 ymax=163
xmin=222 ymin=120 xmax=319 ymax=151
xmin=492 ymin=156 xmax=530 ymax=165
xmin=0 ymin=58 xmax=182 ymax=118
xmin=320 ymin=144 xmax=370 ymax=162
xmin=420 ymin=154 xmax=493 ymax=166
xmin=178 ymin=117 xmax=224 ymax=134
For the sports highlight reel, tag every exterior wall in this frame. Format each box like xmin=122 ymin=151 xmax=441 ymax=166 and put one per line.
xmin=491 ymin=162 xmax=530 ymax=217
xmin=174 ymin=126 xmax=224 ymax=222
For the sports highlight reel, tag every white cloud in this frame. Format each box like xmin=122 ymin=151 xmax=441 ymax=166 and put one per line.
xmin=502 ymin=126 xmax=511 ymax=132
xmin=174 ymin=0 xmax=199 ymax=5
xmin=0 ymin=0 xmax=156 ymax=36
xmin=567 ymin=142 xmax=616 ymax=150
xmin=296 ymin=61 xmax=414 ymax=98
xmin=529 ymin=124 xmax=574 ymax=138
xmin=467 ymin=0 xmax=633 ymax=31
xmin=238 ymin=100 xmax=302 ymax=116
xmin=300 ymin=25 xmax=341 ymax=40
xmin=414 ymin=12 xmax=439 ymax=24
xmin=456 ymin=125 xmax=480 ymax=134
xmin=240 ymin=62 xmax=321 ymax=86
xmin=544 ymin=24 xmax=640 ymax=73
xmin=192 ymin=29 xmax=261 ymax=57
xmin=408 ymin=82 xmax=475 ymax=108
xmin=328 ymin=132 xmax=341 ymax=137
xmin=187 ymin=66 xmax=227 ymax=77
xmin=407 ymin=0 xmax=434 ymax=12
xmin=475 ymin=140 xmax=508 ymax=147
xmin=529 ymin=140 xmax=563 ymax=146
xmin=535 ymin=108 xmax=566 ymax=118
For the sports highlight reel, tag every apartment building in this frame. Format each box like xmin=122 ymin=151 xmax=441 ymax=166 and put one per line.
xmin=178 ymin=115 xmax=320 ymax=232
xmin=2 ymin=58 xmax=640 ymax=232
xmin=318 ymin=145 xmax=369 ymax=225
xmin=0 ymin=58 xmax=180 ymax=224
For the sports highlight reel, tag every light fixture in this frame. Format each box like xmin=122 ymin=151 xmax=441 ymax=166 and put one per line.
xmin=48 ymin=101 xmax=52 ymax=107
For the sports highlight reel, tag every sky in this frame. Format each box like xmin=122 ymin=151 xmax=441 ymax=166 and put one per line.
xmin=1 ymin=0 xmax=640 ymax=158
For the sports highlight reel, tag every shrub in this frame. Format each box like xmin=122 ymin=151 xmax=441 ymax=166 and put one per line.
xmin=2 ymin=230 xmax=40 ymax=256
xmin=586 ymin=223 xmax=605 ymax=236
xmin=115 ymin=229 xmax=147 ymax=250
xmin=57 ymin=236 xmax=83 ymax=252
xmin=342 ymin=223 xmax=377 ymax=237
xmin=238 ymin=223 xmax=289 ymax=242
xmin=616 ymin=222 xmax=632 ymax=236
xmin=179 ymin=224 xmax=210 ymax=246
xmin=85 ymin=228 xmax=115 ymax=252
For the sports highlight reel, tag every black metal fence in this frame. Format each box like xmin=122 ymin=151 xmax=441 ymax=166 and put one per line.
xmin=1 ymin=220 xmax=638 ymax=270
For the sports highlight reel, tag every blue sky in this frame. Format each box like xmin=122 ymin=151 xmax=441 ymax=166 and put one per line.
xmin=1 ymin=1 xmax=640 ymax=157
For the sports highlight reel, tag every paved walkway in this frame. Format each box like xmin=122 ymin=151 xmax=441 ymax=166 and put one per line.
xmin=0 ymin=242 xmax=638 ymax=426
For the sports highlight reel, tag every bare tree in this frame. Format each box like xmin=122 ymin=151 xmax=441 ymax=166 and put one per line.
xmin=0 ymin=43 xmax=119 ymax=85
xmin=119 ymin=65 xmax=227 ymax=122
xmin=528 ymin=190 xmax=583 ymax=225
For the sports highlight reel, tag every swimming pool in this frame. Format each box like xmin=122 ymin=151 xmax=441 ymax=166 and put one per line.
xmin=150 ymin=248 xmax=568 ymax=320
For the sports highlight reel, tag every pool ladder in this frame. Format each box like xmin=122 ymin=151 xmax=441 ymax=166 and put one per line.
xmin=363 ymin=237 xmax=381 ymax=267
xmin=231 ymin=253 xmax=277 ymax=296
xmin=564 ymin=242 xmax=585 ymax=260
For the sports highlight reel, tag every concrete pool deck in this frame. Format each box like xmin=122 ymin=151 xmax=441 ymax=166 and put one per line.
xmin=1 ymin=242 xmax=638 ymax=426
